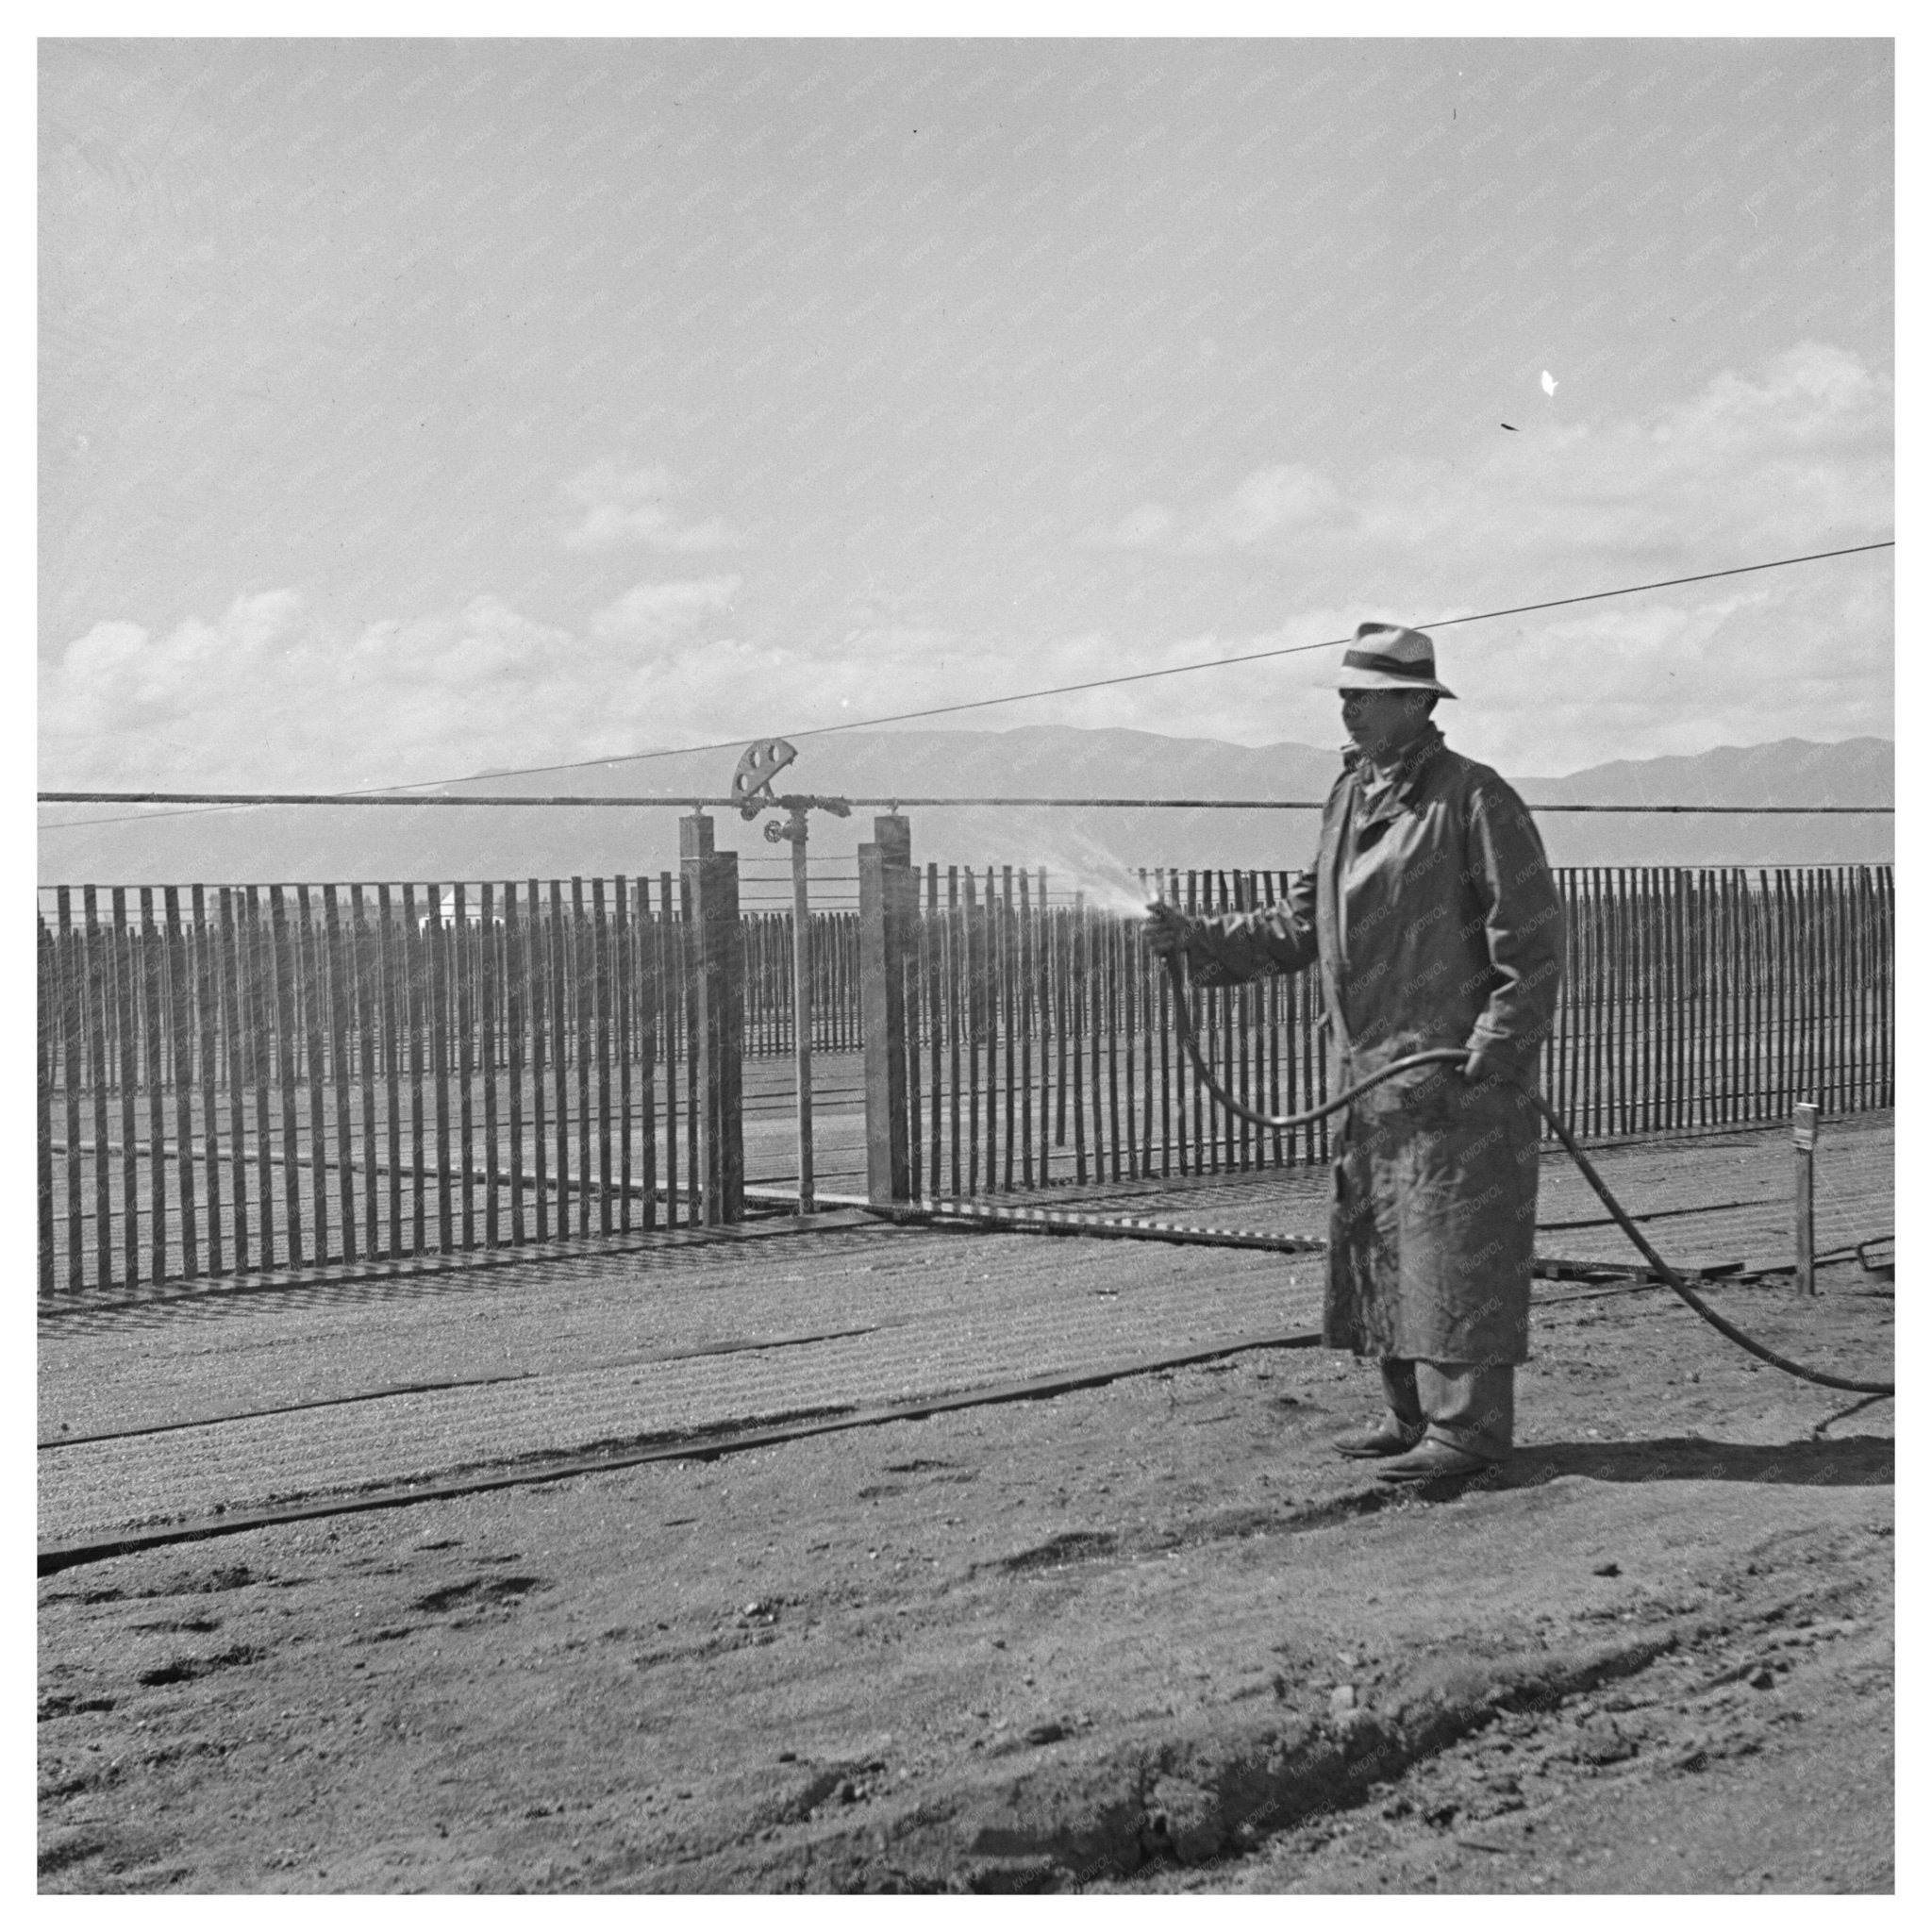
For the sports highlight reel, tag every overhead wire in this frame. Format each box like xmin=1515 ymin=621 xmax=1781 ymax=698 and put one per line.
xmin=38 ymin=538 xmax=1893 ymax=835
xmin=35 ymin=791 xmax=1896 ymax=813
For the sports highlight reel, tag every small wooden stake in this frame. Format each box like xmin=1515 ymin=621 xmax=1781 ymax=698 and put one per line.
xmin=1793 ymin=1101 xmax=1819 ymax=1296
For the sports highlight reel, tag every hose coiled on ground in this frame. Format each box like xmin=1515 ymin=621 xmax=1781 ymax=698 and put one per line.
xmin=1161 ymin=954 xmax=1893 ymax=1399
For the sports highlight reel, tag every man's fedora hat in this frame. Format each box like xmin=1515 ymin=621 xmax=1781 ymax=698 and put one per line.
xmin=1336 ymin=622 xmax=1457 ymax=699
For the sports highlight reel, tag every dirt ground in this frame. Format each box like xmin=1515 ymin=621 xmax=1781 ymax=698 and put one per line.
xmin=38 ymin=1225 xmax=1892 ymax=1894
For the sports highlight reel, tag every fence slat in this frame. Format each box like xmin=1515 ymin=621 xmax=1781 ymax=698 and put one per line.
xmin=1001 ymin=869 xmax=1017 ymax=1192
xmin=351 ymin=886 xmax=379 ymax=1260
xmin=548 ymin=881 xmax=571 ymax=1238
xmin=571 ymin=878 xmax=591 ymax=1238
xmin=39 ymin=919 xmax=56 ymax=1295
xmin=429 ymin=892 xmax=452 ymax=1255
xmin=1834 ymin=871 xmax=1850 ymax=1111
xmin=482 ymin=884 xmax=501 ymax=1247
xmin=637 ymin=880 xmax=658 ymax=1232
xmin=1770 ymin=870 xmax=1789 ymax=1115
xmin=268 ymin=887 xmax=302 ymax=1269
xmin=192 ymin=888 xmax=224 ymax=1275
xmin=683 ymin=874 xmax=702 ymax=1222
xmin=507 ymin=883 xmax=527 ymax=1245
xmin=529 ymin=880 xmax=550 ymax=1242
xmin=1855 ymin=869 xmax=1873 ymax=1109
xmin=57 ymin=891 xmax=81 ymax=1292
xmin=237 ymin=893 xmax=265 ymax=1271
xmin=615 ymin=877 xmax=631 ymax=1235
xmin=962 ymin=870 xmax=981 ymax=1197
xmin=1733 ymin=872 xmax=1751 ymax=1124
xmin=295 ymin=887 xmax=325 ymax=1269
xmin=84 ymin=889 xmax=112 ymax=1290
xmin=139 ymin=890 xmax=168 ymax=1282
xmin=1070 ymin=901 xmax=1088 ymax=1187
xmin=1698 ymin=870 xmax=1714 ymax=1126
xmin=456 ymin=885 xmax=475 ymax=1252
xmin=1137 ymin=877 xmax=1157 ymax=1177
xmin=946 ymin=870 xmax=963 ymax=1196
xmin=378 ymin=887 xmax=403 ymax=1255
xmin=112 ymin=891 xmax=140 ymax=1285
xmin=658 ymin=873 xmax=676 ymax=1228
xmin=1105 ymin=901 xmax=1123 ymax=1183
xmin=593 ymin=878 xmax=612 ymax=1237
xmin=1601 ymin=868 xmax=1620 ymax=1136
xmin=984 ymin=873 xmax=1001 ymax=1192
xmin=325 ymin=886 xmax=355 ymax=1266
xmin=903 ymin=883 xmax=923 ymax=1203
xmin=401 ymin=887 xmax=425 ymax=1257
xmin=1801 ymin=870 xmax=1820 ymax=1107
xmin=1015 ymin=870 xmax=1034 ymax=1191
xmin=924 ymin=868 xmax=942 ymax=1193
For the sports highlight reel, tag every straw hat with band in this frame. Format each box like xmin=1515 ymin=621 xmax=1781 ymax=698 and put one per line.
xmin=1336 ymin=622 xmax=1457 ymax=699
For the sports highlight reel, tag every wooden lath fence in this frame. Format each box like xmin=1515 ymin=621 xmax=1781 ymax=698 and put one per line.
xmin=896 ymin=863 xmax=1894 ymax=1200
xmin=38 ymin=860 xmax=1892 ymax=1296
xmin=37 ymin=875 xmax=734 ymax=1298
xmin=897 ymin=865 xmax=1325 ymax=1198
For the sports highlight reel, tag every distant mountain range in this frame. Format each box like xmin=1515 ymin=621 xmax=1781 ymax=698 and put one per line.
xmin=38 ymin=729 xmax=1893 ymax=899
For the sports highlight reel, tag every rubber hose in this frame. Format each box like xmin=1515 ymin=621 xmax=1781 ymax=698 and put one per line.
xmin=1160 ymin=952 xmax=1893 ymax=1399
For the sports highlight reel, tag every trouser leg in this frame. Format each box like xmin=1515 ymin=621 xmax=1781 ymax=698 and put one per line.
xmin=1413 ymin=1359 xmax=1514 ymax=1462
xmin=1378 ymin=1357 xmax=1424 ymax=1433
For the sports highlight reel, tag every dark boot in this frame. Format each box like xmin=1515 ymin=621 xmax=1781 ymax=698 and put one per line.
xmin=1335 ymin=1357 xmax=1428 ymax=1458
xmin=1374 ymin=1437 xmax=1495 ymax=1482
xmin=1336 ymin=1419 xmax=1427 ymax=1459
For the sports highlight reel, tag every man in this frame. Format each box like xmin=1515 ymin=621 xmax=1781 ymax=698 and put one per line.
xmin=1148 ymin=622 xmax=1564 ymax=1481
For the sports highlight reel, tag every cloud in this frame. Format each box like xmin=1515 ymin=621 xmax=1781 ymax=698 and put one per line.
xmin=588 ymin=576 xmax=741 ymax=643
xmin=559 ymin=458 xmax=741 ymax=553
xmin=1060 ymin=341 xmax=1890 ymax=770
xmin=1093 ymin=341 xmax=1889 ymax=572
xmin=38 ymin=557 xmax=1891 ymax=804
xmin=1440 ymin=567 xmax=1894 ymax=774
xmin=41 ymin=584 xmax=747 ymax=792
xmin=1179 ymin=464 xmax=1354 ymax=551
xmin=1091 ymin=464 xmax=1349 ymax=552
xmin=39 ymin=345 xmax=1890 ymax=797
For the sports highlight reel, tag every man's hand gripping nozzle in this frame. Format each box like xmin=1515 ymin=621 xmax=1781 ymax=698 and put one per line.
xmin=1142 ymin=896 xmax=1193 ymax=964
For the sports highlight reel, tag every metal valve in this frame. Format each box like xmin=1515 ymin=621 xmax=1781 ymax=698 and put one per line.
xmin=732 ymin=738 xmax=798 ymax=820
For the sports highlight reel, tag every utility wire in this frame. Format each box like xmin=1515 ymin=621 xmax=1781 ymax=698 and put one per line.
xmin=39 ymin=539 xmax=1893 ymax=834
xmin=35 ymin=791 xmax=1895 ymax=814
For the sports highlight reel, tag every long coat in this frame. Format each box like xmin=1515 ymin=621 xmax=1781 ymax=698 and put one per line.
xmin=1182 ymin=725 xmax=1564 ymax=1366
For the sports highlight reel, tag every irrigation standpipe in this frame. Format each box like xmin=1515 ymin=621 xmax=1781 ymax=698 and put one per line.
xmin=1156 ymin=947 xmax=1893 ymax=1400
xmin=732 ymin=738 xmax=853 ymax=1216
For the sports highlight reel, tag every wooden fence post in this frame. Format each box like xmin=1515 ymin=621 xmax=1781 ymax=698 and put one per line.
xmin=37 ymin=916 xmax=54 ymax=1297
xmin=682 ymin=814 xmax=744 ymax=1224
xmin=859 ymin=813 xmax=914 ymax=1206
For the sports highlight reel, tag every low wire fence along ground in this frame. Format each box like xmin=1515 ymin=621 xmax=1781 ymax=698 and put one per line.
xmin=38 ymin=863 xmax=1891 ymax=1296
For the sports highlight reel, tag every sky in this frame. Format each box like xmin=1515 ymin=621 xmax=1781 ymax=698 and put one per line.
xmin=39 ymin=37 xmax=1894 ymax=806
